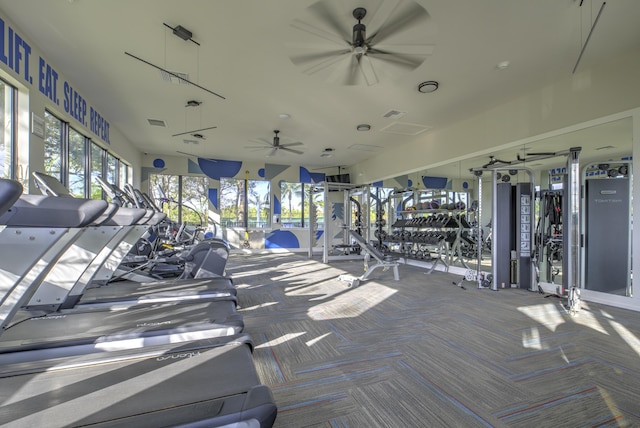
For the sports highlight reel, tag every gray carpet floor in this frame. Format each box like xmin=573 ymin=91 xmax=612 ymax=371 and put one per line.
xmin=227 ymin=253 xmax=640 ymax=427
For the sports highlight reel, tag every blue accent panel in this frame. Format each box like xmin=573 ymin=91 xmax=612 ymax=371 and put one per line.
xmin=273 ymin=195 xmax=281 ymax=215
xmin=422 ymin=176 xmax=448 ymax=189
xmin=265 ymin=230 xmax=300 ymax=249
xmin=153 ymin=158 xmax=165 ymax=168
xmin=208 ymin=188 xmax=218 ymax=210
xmin=310 ymin=172 xmax=325 ymax=183
xmin=372 ymin=180 xmax=383 ymax=188
xmin=300 ymin=166 xmax=312 ymax=183
xmin=300 ymin=167 xmax=325 ymax=183
xmin=199 ymin=158 xmax=243 ymax=180
xmin=188 ymin=158 xmax=203 ymax=174
xmin=258 ymin=168 xmax=265 ymax=178
xmin=408 ymin=179 xmax=413 ymax=187
xmin=316 ymin=230 xmax=323 ymax=240
xmin=462 ymin=181 xmax=469 ymax=189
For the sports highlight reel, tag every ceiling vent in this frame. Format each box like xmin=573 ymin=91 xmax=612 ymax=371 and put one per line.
xmin=380 ymin=122 xmax=430 ymax=136
xmin=382 ymin=110 xmax=407 ymax=120
xmin=147 ymin=119 xmax=166 ymax=127
xmin=348 ymin=144 xmax=383 ymax=152
xmin=160 ymin=70 xmax=190 ymax=85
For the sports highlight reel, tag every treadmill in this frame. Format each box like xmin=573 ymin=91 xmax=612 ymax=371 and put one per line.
xmin=0 ymin=179 xmax=277 ymax=427
xmin=0 ymin=192 xmax=242 ymax=363
xmin=29 ymin=172 xmax=238 ymax=310
xmin=0 ymin=333 xmax=278 ymax=427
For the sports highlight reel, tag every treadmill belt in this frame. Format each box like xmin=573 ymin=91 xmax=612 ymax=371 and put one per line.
xmin=0 ymin=300 xmax=241 ymax=359
xmin=0 ymin=337 xmax=277 ymax=427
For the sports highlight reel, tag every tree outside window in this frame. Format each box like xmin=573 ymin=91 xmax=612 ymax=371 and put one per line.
xmin=44 ymin=111 xmax=63 ymax=182
xmin=248 ymin=180 xmax=270 ymax=228
xmin=68 ymin=128 xmax=86 ymax=197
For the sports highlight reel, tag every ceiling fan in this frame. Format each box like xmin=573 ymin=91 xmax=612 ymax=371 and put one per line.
xmin=246 ymin=130 xmax=304 ymax=157
xmin=288 ymin=0 xmax=434 ymax=86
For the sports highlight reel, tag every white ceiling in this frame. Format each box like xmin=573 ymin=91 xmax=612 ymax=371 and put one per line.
xmin=1 ymin=0 xmax=639 ymax=179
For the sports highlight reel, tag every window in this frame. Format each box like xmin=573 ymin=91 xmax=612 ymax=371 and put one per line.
xmin=90 ymin=142 xmax=105 ymax=199
xmin=68 ymin=128 xmax=86 ymax=197
xmin=0 ymin=80 xmax=15 ymax=179
xmin=279 ymin=182 xmax=323 ymax=228
xmin=150 ymin=174 xmax=179 ymax=220
xmin=44 ymin=111 xmax=63 ymax=181
xmin=43 ymin=111 xmax=129 ymax=199
xmin=248 ymin=180 xmax=270 ymax=228
xmin=106 ymin=152 xmax=117 ymax=185
xmin=181 ymin=175 xmax=209 ymax=226
xmin=149 ymin=174 xmax=209 ymax=227
xmin=280 ymin=182 xmax=303 ymax=227
xmin=220 ymin=178 xmax=245 ymax=228
xmin=119 ymin=161 xmax=130 ymax=188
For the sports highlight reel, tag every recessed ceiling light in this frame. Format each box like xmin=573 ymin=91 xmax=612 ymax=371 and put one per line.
xmin=279 ymin=113 xmax=290 ymax=119
xmin=496 ymin=61 xmax=510 ymax=70
xmin=356 ymin=124 xmax=371 ymax=131
xmin=418 ymin=81 xmax=439 ymax=93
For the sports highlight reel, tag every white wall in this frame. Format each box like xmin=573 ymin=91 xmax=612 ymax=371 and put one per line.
xmin=351 ymin=46 xmax=640 ymax=183
xmin=0 ymin=12 xmax=141 ymax=192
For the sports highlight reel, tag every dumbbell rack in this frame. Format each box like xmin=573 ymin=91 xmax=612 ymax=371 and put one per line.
xmin=386 ymin=209 xmax=468 ymax=273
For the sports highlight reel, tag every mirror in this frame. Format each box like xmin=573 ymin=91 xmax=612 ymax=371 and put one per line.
xmin=423 ymin=116 xmax=633 ymax=292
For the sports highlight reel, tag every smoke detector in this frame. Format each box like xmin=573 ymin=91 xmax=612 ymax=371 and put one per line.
xmin=418 ymin=81 xmax=439 ymax=93
xmin=321 ymin=148 xmax=334 ymax=157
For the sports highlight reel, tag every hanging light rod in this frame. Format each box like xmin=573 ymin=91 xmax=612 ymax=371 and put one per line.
xmin=572 ymin=1 xmax=606 ymax=74
xmin=172 ymin=125 xmax=218 ymax=137
xmin=163 ymin=23 xmax=200 ymax=45
xmin=124 ymin=52 xmax=225 ymax=100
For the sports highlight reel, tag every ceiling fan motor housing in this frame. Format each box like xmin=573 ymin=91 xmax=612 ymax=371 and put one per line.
xmin=352 ymin=8 xmax=367 ymax=48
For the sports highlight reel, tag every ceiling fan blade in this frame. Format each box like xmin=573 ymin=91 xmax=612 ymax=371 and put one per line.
xmin=366 ymin=50 xmax=425 ymax=71
xmin=266 ymin=148 xmax=278 ymax=157
xmin=364 ymin=0 xmax=403 ymax=31
xmin=302 ymin=52 xmax=350 ymax=76
xmin=366 ymin=1 xmax=429 ymax=46
xmin=245 ymin=145 xmax=269 ymax=150
xmin=171 ymin=125 xmax=217 ymax=137
xmin=306 ymin=1 xmax=350 ymax=43
xmin=280 ymin=142 xmax=303 ymax=148
xmin=344 ymin=54 xmax=360 ymax=86
xmin=291 ymin=19 xmax=349 ymax=47
xmin=248 ymin=138 xmax=273 ymax=147
xmin=371 ymin=44 xmax=435 ymax=56
xmin=279 ymin=147 xmax=304 ymax=155
xmin=289 ymin=48 xmax=352 ymax=66
xmin=358 ymin=54 xmax=378 ymax=86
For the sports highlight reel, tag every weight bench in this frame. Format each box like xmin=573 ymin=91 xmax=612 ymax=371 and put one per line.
xmin=339 ymin=230 xmax=400 ymax=287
